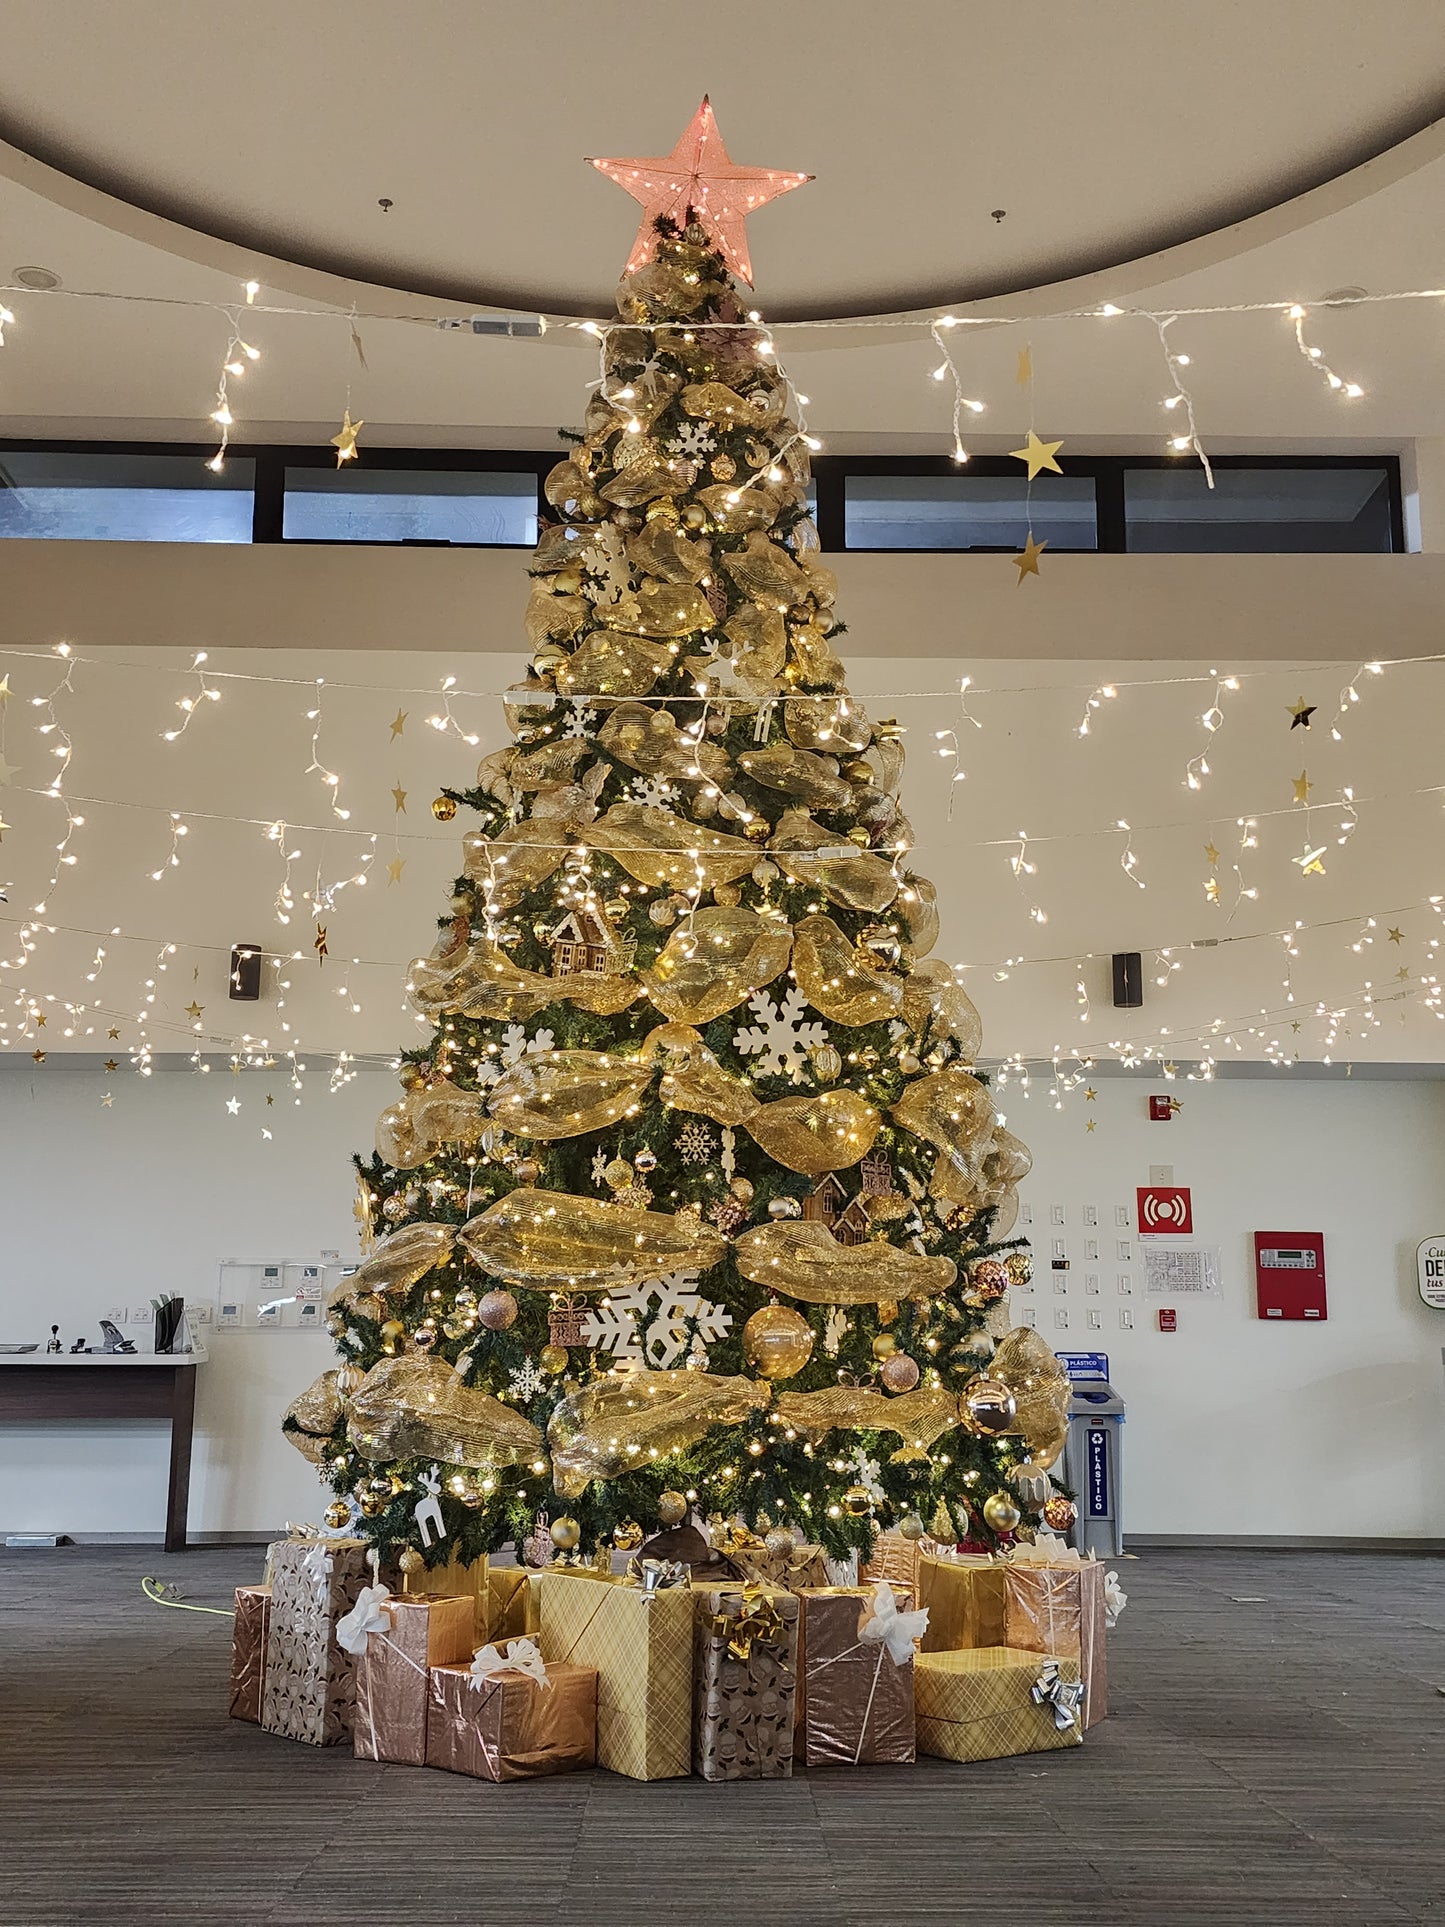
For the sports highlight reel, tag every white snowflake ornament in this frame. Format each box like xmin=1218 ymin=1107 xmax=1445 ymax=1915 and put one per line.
xmin=579 ymin=524 xmax=633 ymax=607
xmin=507 ymin=1357 xmax=550 ymax=1402
xmin=667 ymin=422 xmax=717 ymax=461
xmin=581 ymin=1271 xmax=733 ymax=1369
xmin=676 ymin=1119 xmax=716 ymax=1165
xmin=733 ymin=988 xmax=829 ymax=1083
xmin=626 ymin=773 xmax=679 ymax=809
xmin=562 ymin=700 xmax=598 ymax=741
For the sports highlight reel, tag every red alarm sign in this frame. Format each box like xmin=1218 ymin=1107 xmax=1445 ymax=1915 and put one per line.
xmin=1137 ymin=1185 xmax=1192 ymax=1236
xmin=1254 ymin=1232 xmax=1327 ymax=1321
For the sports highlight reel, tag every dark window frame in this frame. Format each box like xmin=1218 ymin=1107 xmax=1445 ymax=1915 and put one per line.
xmin=0 ymin=440 xmax=1405 ymax=555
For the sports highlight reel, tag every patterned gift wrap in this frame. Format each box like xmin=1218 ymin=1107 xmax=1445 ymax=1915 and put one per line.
xmin=227 ymin=1585 xmax=271 ymax=1724
xmin=417 ymin=1546 xmax=491 ymax=1641
xmin=538 ymin=1569 xmax=692 ymax=1781
xmin=426 ymin=1659 xmax=597 ymax=1782
xmin=261 ymin=1538 xmax=374 ymax=1747
xmin=486 ymin=1566 xmax=546 ymax=1643
xmin=914 ymin=1647 xmax=1085 ymax=1763
xmin=916 ymin=1553 xmax=1007 ymax=1654
xmin=1003 ymin=1559 xmax=1109 ymax=1728
xmin=693 ymin=1583 xmax=799 ymax=1781
xmin=795 ymin=1586 xmax=917 ymax=1768
xmin=729 ymin=1541 xmax=829 ymax=1592
xmin=353 ymin=1593 xmax=477 ymax=1765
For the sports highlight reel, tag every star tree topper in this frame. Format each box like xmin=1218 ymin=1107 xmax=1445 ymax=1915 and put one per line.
xmin=588 ymin=97 xmax=811 ymax=285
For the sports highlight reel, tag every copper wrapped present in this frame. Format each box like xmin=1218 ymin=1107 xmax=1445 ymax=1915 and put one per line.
xmin=693 ymin=1583 xmax=798 ymax=1781
xmin=914 ymin=1647 xmax=1084 ymax=1763
xmin=352 ymin=1594 xmax=476 ymax=1765
xmin=426 ymin=1646 xmax=597 ymax=1782
xmin=486 ymin=1565 xmax=545 ymax=1642
xmin=916 ymin=1552 xmax=1007 ymax=1654
xmin=538 ymin=1567 xmax=693 ymax=1781
xmin=1003 ymin=1552 xmax=1109 ymax=1728
xmin=261 ymin=1537 xmax=374 ymax=1747
xmin=228 ymin=1585 xmax=270 ymax=1724
xmin=860 ymin=1529 xmax=942 ymax=1597
xmin=795 ymin=1583 xmax=923 ymax=1767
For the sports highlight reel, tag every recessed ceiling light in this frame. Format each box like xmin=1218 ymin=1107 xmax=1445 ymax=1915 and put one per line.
xmin=12 ymin=266 xmax=60 ymax=290
xmin=1321 ymin=286 xmax=1368 ymax=304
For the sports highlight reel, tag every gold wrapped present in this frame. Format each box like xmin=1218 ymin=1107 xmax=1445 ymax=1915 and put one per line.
xmin=729 ymin=1541 xmax=829 ymax=1593
xmin=426 ymin=1654 xmax=597 ymax=1781
xmin=538 ymin=1568 xmax=693 ymax=1780
xmin=693 ymin=1583 xmax=799 ymax=1781
xmin=796 ymin=1585 xmax=919 ymax=1767
xmin=916 ymin=1552 xmax=1007 ymax=1654
xmin=486 ymin=1566 xmax=546 ymax=1642
xmin=914 ymin=1648 xmax=1084 ymax=1763
xmin=228 ymin=1585 xmax=270 ymax=1724
xmin=353 ymin=1594 xmax=476 ymax=1765
xmin=261 ymin=1538 xmax=374 ymax=1747
xmin=860 ymin=1530 xmax=943 ymax=1598
xmin=415 ymin=1547 xmax=491 ymax=1642
xmin=1003 ymin=1555 xmax=1109 ymax=1728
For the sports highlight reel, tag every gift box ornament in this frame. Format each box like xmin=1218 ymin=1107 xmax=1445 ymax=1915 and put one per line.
xmin=228 ymin=1585 xmax=271 ymax=1724
xmin=486 ymin=1565 xmax=546 ymax=1642
xmin=261 ymin=1537 xmax=374 ymax=1747
xmin=693 ymin=1583 xmax=799 ymax=1781
xmin=538 ymin=1566 xmax=693 ymax=1781
xmin=339 ymin=1588 xmax=476 ymax=1765
xmin=1002 ymin=1546 xmax=1110 ymax=1728
xmin=426 ymin=1640 xmax=597 ymax=1782
xmin=796 ymin=1581 xmax=926 ymax=1767
xmin=914 ymin=1647 xmax=1085 ymax=1764
xmin=916 ymin=1552 xmax=1007 ymax=1654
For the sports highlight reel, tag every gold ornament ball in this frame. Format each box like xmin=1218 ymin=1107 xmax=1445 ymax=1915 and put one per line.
xmin=767 ymin=1195 xmax=802 ymax=1219
xmin=398 ymin=1545 xmax=426 ymax=1577
xmin=335 ymin=1362 xmax=365 ymax=1398
xmin=898 ymin=1511 xmax=927 ymax=1542
xmin=763 ymin=1526 xmax=796 ymax=1556
xmin=683 ymin=504 xmax=707 ymax=529
xmin=512 ymin=1156 xmax=541 ymax=1184
xmin=959 ymin=1375 xmax=1018 ymax=1436
xmin=322 ymin=1499 xmax=352 ymax=1532
xmin=604 ymin=1157 xmax=634 ymax=1190
xmin=1005 ymin=1249 xmax=1034 ymax=1288
xmin=539 ymin=1343 xmax=570 ymax=1375
xmin=981 ymin=1491 xmax=1023 ymax=1534
xmin=550 ymin=1516 xmax=581 ymax=1551
xmin=847 ymin=826 xmax=871 ymax=847
xmin=656 ymin=1489 xmax=689 ymax=1527
xmin=634 ymin=1146 xmax=658 ymax=1174
xmin=477 ymin=1289 xmax=518 ymax=1331
xmin=842 ymin=1484 xmax=874 ymax=1517
xmin=898 ymin=1049 xmax=922 ymax=1075
xmin=431 ymin=795 xmax=458 ymax=822
xmin=871 ymin=1332 xmax=898 ymax=1360
xmin=879 ymin=1351 xmax=921 ymax=1393
xmin=1042 ymin=1495 xmax=1078 ymax=1533
xmin=713 ymin=882 xmax=742 ymax=907
xmin=730 ymin=1177 xmax=755 ymax=1204
xmin=742 ymin=1303 xmax=815 ymax=1380
xmin=810 ymin=1042 xmax=843 ymax=1083
xmin=613 ymin=1521 xmax=644 ymax=1551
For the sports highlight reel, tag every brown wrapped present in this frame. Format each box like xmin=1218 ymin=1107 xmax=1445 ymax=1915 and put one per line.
xmin=693 ymin=1582 xmax=798 ymax=1781
xmin=796 ymin=1584 xmax=920 ymax=1767
xmin=539 ymin=1567 xmax=693 ymax=1781
xmin=1003 ymin=1556 xmax=1108 ymax=1728
xmin=261 ymin=1537 xmax=373 ymax=1746
xmin=228 ymin=1585 xmax=270 ymax=1724
xmin=427 ymin=1650 xmax=597 ymax=1782
xmin=418 ymin=1545 xmax=491 ymax=1640
xmin=353 ymin=1593 xmax=476 ymax=1765
xmin=916 ymin=1553 xmax=1006 ymax=1654
xmin=486 ymin=1565 xmax=546 ymax=1642
xmin=729 ymin=1541 xmax=829 ymax=1592
xmin=914 ymin=1647 xmax=1085 ymax=1763
xmin=860 ymin=1530 xmax=942 ymax=1596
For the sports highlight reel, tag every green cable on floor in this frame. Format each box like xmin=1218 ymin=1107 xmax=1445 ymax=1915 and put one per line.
xmin=141 ymin=1575 xmax=235 ymax=1617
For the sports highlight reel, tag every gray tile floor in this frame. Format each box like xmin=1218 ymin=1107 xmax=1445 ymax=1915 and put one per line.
xmin=2 ymin=1545 xmax=1441 ymax=1925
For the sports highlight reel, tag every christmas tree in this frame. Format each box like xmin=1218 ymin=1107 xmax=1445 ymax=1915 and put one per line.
xmin=284 ymin=104 xmax=1070 ymax=1570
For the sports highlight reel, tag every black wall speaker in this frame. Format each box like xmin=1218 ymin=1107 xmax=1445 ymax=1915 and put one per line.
xmin=1111 ymin=952 xmax=1143 ymax=1008
xmin=229 ymin=944 xmax=263 ymax=1001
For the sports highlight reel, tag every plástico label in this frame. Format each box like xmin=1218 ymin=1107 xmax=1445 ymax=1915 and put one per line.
xmin=1086 ymin=1426 xmax=1110 ymax=1517
xmin=1418 ymin=1237 xmax=1445 ymax=1310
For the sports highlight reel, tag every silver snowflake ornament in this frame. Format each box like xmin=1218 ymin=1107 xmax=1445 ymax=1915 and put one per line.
xmin=676 ymin=1118 xmax=716 ymax=1165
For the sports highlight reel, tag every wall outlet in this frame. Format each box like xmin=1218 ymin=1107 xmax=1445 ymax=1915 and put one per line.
xmin=1020 ymin=1203 xmax=1034 ymax=1226
xmin=1053 ymin=1307 xmax=1069 ymax=1329
xmin=1050 ymin=1203 xmax=1066 ymax=1225
xmin=1084 ymin=1238 xmax=1099 ymax=1260
xmin=1119 ymin=1307 xmax=1134 ymax=1330
xmin=1082 ymin=1203 xmax=1098 ymax=1227
xmin=1051 ymin=1238 xmax=1066 ymax=1259
xmin=103 ymin=1305 xmax=127 ymax=1327
xmin=1084 ymin=1272 xmax=1100 ymax=1295
xmin=1117 ymin=1274 xmax=1133 ymax=1296
xmin=1117 ymin=1239 xmax=1133 ymax=1262
xmin=1115 ymin=1204 xmax=1131 ymax=1227
xmin=128 ymin=1305 xmax=153 ymax=1327
xmin=1086 ymin=1308 xmax=1102 ymax=1330
xmin=185 ymin=1301 xmax=214 ymax=1326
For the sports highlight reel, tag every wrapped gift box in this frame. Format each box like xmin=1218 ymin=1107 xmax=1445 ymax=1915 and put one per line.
xmin=693 ymin=1582 xmax=798 ymax=1781
xmin=427 ymin=1656 xmax=597 ymax=1782
xmin=795 ymin=1586 xmax=917 ymax=1768
xmin=261 ymin=1538 xmax=374 ymax=1747
xmin=861 ymin=1530 xmax=942 ymax=1597
xmin=914 ymin=1647 xmax=1084 ymax=1763
xmin=353 ymin=1593 xmax=476 ymax=1765
xmin=728 ymin=1540 xmax=829 ymax=1593
xmin=486 ymin=1565 xmax=546 ymax=1643
xmin=538 ymin=1569 xmax=692 ymax=1781
xmin=228 ymin=1585 xmax=271 ymax=1724
xmin=418 ymin=1546 xmax=491 ymax=1641
xmin=1003 ymin=1556 xmax=1108 ymax=1728
xmin=916 ymin=1553 xmax=1006 ymax=1654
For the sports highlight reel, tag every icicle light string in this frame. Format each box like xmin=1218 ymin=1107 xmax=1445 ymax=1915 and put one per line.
xmin=1150 ymin=313 xmax=1213 ymax=478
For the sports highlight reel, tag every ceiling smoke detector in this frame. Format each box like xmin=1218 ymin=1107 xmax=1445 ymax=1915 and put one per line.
xmin=12 ymin=266 xmax=60 ymax=290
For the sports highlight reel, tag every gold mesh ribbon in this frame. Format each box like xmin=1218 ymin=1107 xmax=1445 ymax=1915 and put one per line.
xmin=486 ymin=1049 xmax=652 ymax=1140
xmin=327 ymin=1221 xmax=455 ymax=1310
xmin=458 ymin=1187 xmax=726 ymax=1291
xmin=346 ymin=1356 xmax=544 ymax=1470
xmin=775 ymin=1384 xmax=960 ymax=1460
xmin=643 ymin=907 xmax=792 ymax=1025
xmin=547 ymin=1370 xmax=771 ymax=1498
xmin=733 ymin=1220 xmax=955 ymax=1303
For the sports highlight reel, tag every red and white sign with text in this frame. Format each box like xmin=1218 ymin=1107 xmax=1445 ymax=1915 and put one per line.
xmin=1136 ymin=1185 xmax=1193 ymax=1236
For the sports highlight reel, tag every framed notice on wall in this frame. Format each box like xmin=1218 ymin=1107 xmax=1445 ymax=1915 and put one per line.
xmin=1142 ymin=1244 xmax=1222 ymax=1297
xmin=1418 ymin=1237 xmax=1445 ymax=1310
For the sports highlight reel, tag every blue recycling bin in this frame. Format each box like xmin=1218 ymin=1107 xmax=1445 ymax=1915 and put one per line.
xmin=1056 ymin=1351 xmax=1127 ymax=1559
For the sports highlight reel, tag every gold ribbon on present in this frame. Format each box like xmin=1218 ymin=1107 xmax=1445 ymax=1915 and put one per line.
xmin=709 ymin=1521 xmax=764 ymax=1557
xmin=712 ymin=1584 xmax=784 ymax=1661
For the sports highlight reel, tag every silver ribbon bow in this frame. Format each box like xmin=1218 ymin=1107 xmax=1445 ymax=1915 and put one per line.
xmin=625 ymin=1556 xmax=690 ymax=1600
xmin=1031 ymin=1658 xmax=1086 ymax=1731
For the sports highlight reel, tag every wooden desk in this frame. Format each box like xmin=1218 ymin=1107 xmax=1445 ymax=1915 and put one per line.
xmin=0 ymin=1350 xmax=207 ymax=1551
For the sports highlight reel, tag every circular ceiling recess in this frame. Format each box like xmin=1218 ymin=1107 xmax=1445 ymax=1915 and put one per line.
xmin=1 ymin=0 xmax=1444 ymax=320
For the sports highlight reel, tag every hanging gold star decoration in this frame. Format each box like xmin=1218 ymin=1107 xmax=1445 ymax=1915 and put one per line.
xmin=315 ymin=923 xmax=328 ymax=965
xmin=331 ymin=410 xmax=363 ymax=465
xmin=0 ymin=814 xmax=10 ymax=843
xmin=1204 ymin=841 xmax=1220 ymax=866
xmin=1396 ymin=965 xmax=1411 ymax=982
xmin=1291 ymin=1021 xmax=1301 ymax=1034
xmin=1292 ymin=769 xmax=1313 ymax=804
xmin=1288 ymin=697 xmax=1317 ymax=730
xmin=1085 ymin=1118 xmax=1097 ymax=1132
xmin=107 ymin=1026 xmax=121 ymax=1040
xmin=34 ymin=1012 xmax=46 ymax=1028
xmin=389 ymin=708 xmax=407 ymax=740
xmin=266 ymin=1093 xmax=275 ymax=1106
xmin=1084 ymin=1087 xmax=1097 ymax=1101
xmin=31 ymin=1048 xmax=45 ymax=1063
xmin=0 ymin=753 xmax=19 ymax=785
xmin=1294 ymin=845 xmax=1327 ymax=876
xmin=1387 ymin=927 xmax=1404 ymax=944
xmin=1009 ymin=430 xmax=1064 ymax=479
xmin=391 ymin=783 xmax=407 ymax=813
xmin=184 ymin=1000 xmax=203 ymax=1022
xmin=1016 ymin=346 xmax=1033 ymax=386
xmin=1013 ymin=532 xmax=1047 ymax=583
xmin=103 ymin=1059 xmax=117 ymax=1073
xmin=387 ymin=855 xmax=406 ymax=885
xmin=1204 ymin=877 xmax=1220 ymax=903
xmin=101 ymin=1092 xmax=113 ymax=1107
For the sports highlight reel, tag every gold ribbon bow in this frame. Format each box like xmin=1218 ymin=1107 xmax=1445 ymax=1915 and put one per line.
xmin=713 ymin=1583 xmax=784 ymax=1661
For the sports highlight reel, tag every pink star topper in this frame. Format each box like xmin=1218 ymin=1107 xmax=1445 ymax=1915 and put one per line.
xmin=588 ymin=97 xmax=811 ymax=286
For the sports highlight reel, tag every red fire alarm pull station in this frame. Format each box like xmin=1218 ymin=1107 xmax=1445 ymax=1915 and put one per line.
xmin=1254 ymin=1233 xmax=1327 ymax=1321
xmin=1157 ymin=1307 xmax=1178 ymax=1332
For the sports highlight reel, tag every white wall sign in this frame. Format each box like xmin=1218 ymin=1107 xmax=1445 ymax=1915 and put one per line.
xmin=1143 ymin=1244 xmax=1222 ymax=1297
xmin=1417 ymin=1237 xmax=1445 ymax=1310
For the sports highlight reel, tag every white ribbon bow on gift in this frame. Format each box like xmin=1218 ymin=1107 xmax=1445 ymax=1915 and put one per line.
xmin=1007 ymin=1532 xmax=1083 ymax=1570
xmin=1103 ymin=1571 xmax=1128 ymax=1627
xmin=470 ymin=1636 xmax=551 ymax=1690
xmin=859 ymin=1579 xmax=930 ymax=1666
xmin=335 ymin=1583 xmax=392 ymax=1656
